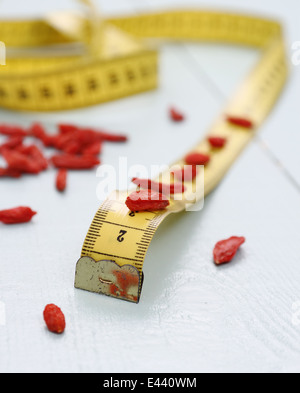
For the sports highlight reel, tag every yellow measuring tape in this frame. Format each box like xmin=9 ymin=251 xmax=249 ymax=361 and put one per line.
xmin=0 ymin=6 xmax=289 ymax=303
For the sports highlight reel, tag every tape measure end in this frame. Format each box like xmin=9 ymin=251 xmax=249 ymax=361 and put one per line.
xmin=75 ymin=256 xmax=141 ymax=303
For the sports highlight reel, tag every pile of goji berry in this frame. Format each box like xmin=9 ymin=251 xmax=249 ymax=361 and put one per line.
xmin=0 ymin=122 xmax=128 ymax=191
xmin=1 ymin=110 xmax=251 ymax=335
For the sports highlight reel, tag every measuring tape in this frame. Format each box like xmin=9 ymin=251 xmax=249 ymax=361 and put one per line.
xmin=76 ymin=11 xmax=288 ymax=303
xmin=0 ymin=6 xmax=289 ymax=302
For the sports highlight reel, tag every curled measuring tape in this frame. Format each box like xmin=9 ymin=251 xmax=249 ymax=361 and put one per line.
xmin=0 ymin=1 xmax=158 ymax=111
xmin=0 ymin=3 xmax=288 ymax=302
xmin=74 ymin=11 xmax=288 ymax=303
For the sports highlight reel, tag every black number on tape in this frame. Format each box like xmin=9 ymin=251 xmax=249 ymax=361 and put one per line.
xmin=117 ymin=230 xmax=127 ymax=243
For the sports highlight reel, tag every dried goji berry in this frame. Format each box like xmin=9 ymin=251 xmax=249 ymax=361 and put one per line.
xmin=0 ymin=206 xmax=37 ymax=224
xmin=42 ymin=135 xmax=61 ymax=148
xmin=213 ymin=236 xmax=246 ymax=265
xmin=84 ymin=128 xmax=128 ymax=143
xmin=54 ymin=133 xmax=74 ymax=150
xmin=82 ymin=141 xmax=102 ymax=156
xmin=24 ymin=145 xmax=48 ymax=171
xmin=43 ymin=304 xmax=66 ymax=334
xmin=0 ymin=168 xmax=22 ymax=178
xmin=185 ymin=152 xmax=210 ymax=166
xmin=0 ymin=136 xmax=24 ymax=152
xmin=58 ymin=124 xmax=79 ymax=134
xmin=0 ymin=124 xmax=27 ymax=138
xmin=56 ymin=169 xmax=67 ymax=192
xmin=59 ymin=125 xmax=127 ymax=144
xmin=1 ymin=149 xmax=42 ymax=174
xmin=171 ymin=166 xmax=198 ymax=182
xmin=126 ymin=190 xmax=170 ymax=212
xmin=51 ymin=154 xmax=100 ymax=170
xmin=169 ymin=107 xmax=185 ymax=122
xmin=29 ymin=123 xmax=48 ymax=141
xmin=75 ymin=129 xmax=98 ymax=146
xmin=132 ymin=177 xmax=186 ymax=195
xmin=63 ymin=140 xmax=82 ymax=155
xmin=208 ymin=136 xmax=227 ymax=149
xmin=226 ymin=116 xmax=254 ymax=129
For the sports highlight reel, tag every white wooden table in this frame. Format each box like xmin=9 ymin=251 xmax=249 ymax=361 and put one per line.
xmin=0 ymin=0 xmax=300 ymax=373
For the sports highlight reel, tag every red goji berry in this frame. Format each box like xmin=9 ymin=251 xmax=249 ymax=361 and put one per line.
xmin=59 ymin=125 xmax=127 ymax=144
xmin=56 ymin=169 xmax=67 ymax=192
xmin=0 ymin=168 xmax=22 ymax=178
xmin=171 ymin=166 xmax=198 ymax=182
xmin=84 ymin=128 xmax=128 ymax=143
xmin=213 ymin=236 xmax=246 ymax=265
xmin=208 ymin=136 xmax=227 ymax=149
xmin=169 ymin=107 xmax=185 ymax=122
xmin=75 ymin=129 xmax=98 ymax=146
xmin=185 ymin=152 xmax=210 ymax=166
xmin=1 ymin=149 xmax=42 ymax=174
xmin=24 ymin=145 xmax=48 ymax=171
xmin=54 ymin=133 xmax=74 ymax=150
xmin=132 ymin=177 xmax=186 ymax=195
xmin=226 ymin=116 xmax=254 ymax=129
xmin=0 ymin=136 xmax=24 ymax=152
xmin=63 ymin=140 xmax=82 ymax=155
xmin=82 ymin=141 xmax=102 ymax=156
xmin=126 ymin=190 xmax=170 ymax=212
xmin=51 ymin=154 xmax=100 ymax=170
xmin=42 ymin=135 xmax=61 ymax=148
xmin=29 ymin=123 xmax=48 ymax=141
xmin=43 ymin=304 xmax=66 ymax=334
xmin=0 ymin=124 xmax=27 ymax=138
xmin=58 ymin=124 xmax=79 ymax=134
xmin=0 ymin=206 xmax=37 ymax=224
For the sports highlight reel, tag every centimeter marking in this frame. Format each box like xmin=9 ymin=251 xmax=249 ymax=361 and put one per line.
xmin=81 ymin=197 xmax=165 ymax=274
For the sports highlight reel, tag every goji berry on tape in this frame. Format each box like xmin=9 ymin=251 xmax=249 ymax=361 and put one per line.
xmin=185 ymin=152 xmax=210 ymax=166
xmin=208 ymin=136 xmax=227 ymax=149
xmin=132 ymin=177 xmax=186 ymax=195
xmin=213 ymin=236 xmax=246 ymax=265
xmin=126 ymin=190 xmax=170 ymax=212
xmin=226 ymin=116 xmax=254 ymax=129
xmin=171 ymin=166 xmax=198 ymax=182
xmin=51 ymin=154 xmax=100 ymax=170
xmin=0 ymin=207 xmax=37 ymax=224
xmin=43 ymin=304 xmax=66 ymax=334
xmin=56 ymin=169 xmax=67 ymax=192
